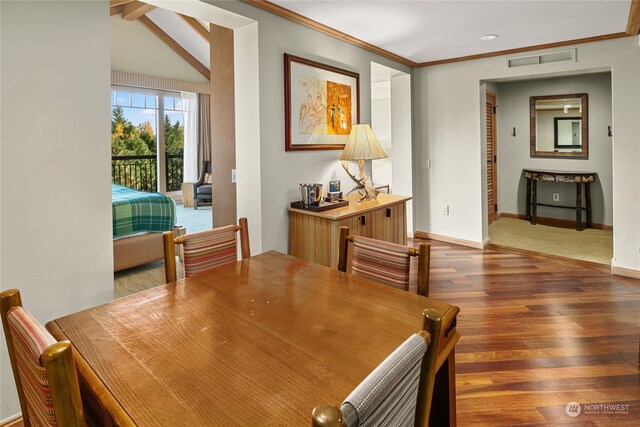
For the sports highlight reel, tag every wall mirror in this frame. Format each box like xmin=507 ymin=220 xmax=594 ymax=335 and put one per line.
xmin=530 ymin=93 xmax=588 ymax=159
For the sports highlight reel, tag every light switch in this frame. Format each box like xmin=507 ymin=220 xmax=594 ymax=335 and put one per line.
xmin=231 ymin=169 xmax=237 ymax=183
xmin=421 ymin=159 xmax=431 ymax=169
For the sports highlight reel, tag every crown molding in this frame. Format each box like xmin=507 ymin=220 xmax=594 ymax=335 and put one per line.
xmin=243 ymin=0 xmax=418 ymax=67
xmin=416 ymin=32 xmax=630 ymax=67
xmin=243 ymin=1 xmax=635 ymax=68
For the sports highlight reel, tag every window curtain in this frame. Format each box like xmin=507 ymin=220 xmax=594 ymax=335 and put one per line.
xmin=198 ymin=94 xmax=211 ymax=166
xmin=181 ymin=91 xmax=199 ymax=183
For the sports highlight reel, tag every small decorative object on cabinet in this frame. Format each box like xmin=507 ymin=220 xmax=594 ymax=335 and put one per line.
xmin=289 ymin=193 xmax=411 ymax=268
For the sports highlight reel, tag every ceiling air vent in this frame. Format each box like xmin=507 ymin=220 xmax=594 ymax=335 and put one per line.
xmin=507 ymin=49 xmax=576 ymax=68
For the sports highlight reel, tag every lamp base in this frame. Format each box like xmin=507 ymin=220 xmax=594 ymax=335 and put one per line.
xmin=341 ymin=161 xmax=380 ymax=200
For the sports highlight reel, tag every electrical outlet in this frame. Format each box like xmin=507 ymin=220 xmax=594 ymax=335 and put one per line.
xmin=552 ymin=193 xmax=559 ymax=202
xmin=441 ymin=205 xmax=449 ymax=215
xmin=421 ymin=159 xmax=431 ymax=169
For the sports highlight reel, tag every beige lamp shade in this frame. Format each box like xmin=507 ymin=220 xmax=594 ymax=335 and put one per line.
xmin=340 ymin=124 xmax=388 ymax=161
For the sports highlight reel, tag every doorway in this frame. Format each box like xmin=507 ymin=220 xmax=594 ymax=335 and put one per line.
xmin=485 ymin=73 xmax=613 ymax=266
xmin=370 ymin=62 xmax=414 ymax=235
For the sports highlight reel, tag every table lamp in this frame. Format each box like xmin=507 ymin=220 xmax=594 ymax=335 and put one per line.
xmin=340 ymin=124 xmax=388 ymax=200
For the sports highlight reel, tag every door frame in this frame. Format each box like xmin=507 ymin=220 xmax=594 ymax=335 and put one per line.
xmin=486 ymin=91 xmax=498 ymax=224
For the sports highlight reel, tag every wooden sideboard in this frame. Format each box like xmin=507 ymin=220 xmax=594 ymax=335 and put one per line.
xmin=289 ymin=193 xmax=411 ymax=268
xmin=523 ymin=169 xmax=596 ymax=231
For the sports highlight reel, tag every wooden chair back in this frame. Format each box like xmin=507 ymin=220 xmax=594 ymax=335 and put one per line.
xmin=1 ymin=289 xmax=84 ymax=427
xmin=337 ymin=226 xmax=431 ymax=297
xmin=163 ymin=217 xmax=250 ymax=283
xmin=312 ymin=311 xmax=443 ymax=427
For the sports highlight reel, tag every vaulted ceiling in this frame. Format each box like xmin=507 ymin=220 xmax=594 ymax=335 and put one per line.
xmin=110 ymin=0 xmax=211 ymax=79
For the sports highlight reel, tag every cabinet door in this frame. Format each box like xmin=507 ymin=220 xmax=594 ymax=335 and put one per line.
xmin=368 ymin=203 xmax=406 ymax=244
xmin=338 ymin=215 xmax=363 ymax=237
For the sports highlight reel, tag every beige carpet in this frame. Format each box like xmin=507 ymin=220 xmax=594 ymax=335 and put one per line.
xmin=489 ymin=218 xmax=612 ymax=265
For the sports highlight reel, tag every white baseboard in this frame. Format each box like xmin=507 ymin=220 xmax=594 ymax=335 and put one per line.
xmin=1 ymin=413 xmax=22 ymax=427
xmin=611 ymin=266 xmax=640 ymax=280
xmin=414 ymin=231 xmax=485 ymax=249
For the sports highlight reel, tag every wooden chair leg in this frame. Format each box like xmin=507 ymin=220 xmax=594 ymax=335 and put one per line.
xmin=417 ymin=242 xmax=431 ymax=297
xmin=162 ymin=231 xmax=177 ymax=283
xmin=416 ymin=309 xmax=444 ymax=427
xmin=338 ymin=226 xmax=350 ymax=272
xmin=42 ymin=342 xmax=84 ymax=427
xmin=239 ymin=217 xmax=250 ymax=259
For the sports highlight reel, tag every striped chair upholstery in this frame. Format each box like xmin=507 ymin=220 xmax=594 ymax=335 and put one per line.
xmin=7 ymin=307 xmax=60 ymax=427
xmin=182 ymin=225 xmax=239 ymax=277
xmin=163 ymin=218 xmax=250 ymax=283
xmin=338 ymin=226 xmax=430 ymax=297
xmin=1 ymin=289 xmax=84 ymax=427
xmin=351 ymin=236 xmax=413 ymax=291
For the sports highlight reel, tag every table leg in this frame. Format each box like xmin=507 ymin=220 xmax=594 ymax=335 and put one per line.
xmin=448 ymin=350 xmax=457 ymax=427
xmin=429 ymin=351 xmax=457 ymax=427
xmin=585 ymin=182 xmax=593 ymax=229
xmin=525 ymin=178 xmax=531 ymax=221
xmin=576 ymin=182 xmax=583 ymax=231
xmin=531 ymin=180 xmax=537 ymax=225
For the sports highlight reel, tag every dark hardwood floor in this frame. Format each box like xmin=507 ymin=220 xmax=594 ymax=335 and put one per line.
xmin=421 ymin=239 xmax=640 ymax=426
xmin=3 ymin=241 xmax=637 ymax=427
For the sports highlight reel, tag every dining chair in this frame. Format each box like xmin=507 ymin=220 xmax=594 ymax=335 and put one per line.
xmin=163 ymin=217 xmax=250 ymax=283
xmin=1 ymin=289 xmax=84 ymax=427
xmin=337 ymin=226 xmax=431 ymax=297
xmin=312 ymin=310 xmax=443 ymax=427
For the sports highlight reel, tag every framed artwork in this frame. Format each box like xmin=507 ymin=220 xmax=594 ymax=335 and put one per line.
xmin=284 ymin=53 xmax=360 ymax=151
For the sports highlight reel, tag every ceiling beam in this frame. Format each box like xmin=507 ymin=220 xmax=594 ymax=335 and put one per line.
xmin=110 ymin=5 xmax=124 ymax=16
xmin=138 ymin=15 xmax=210 ymax=80
xmin=627 ymin=0 xmax=640 ymax=35
xmin=110 ymin=0 xmax=136 ymax=7
xmin=243 ymin=0 xmax=417 ymax=67
xmin=178 ymin=14 xmax=210 ymax=44
xmin=122 ymin=1 xmax=155 ymax=21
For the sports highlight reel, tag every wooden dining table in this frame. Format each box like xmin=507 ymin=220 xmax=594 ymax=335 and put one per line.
xmin=47 ymin=251 xmax=460 ymax=426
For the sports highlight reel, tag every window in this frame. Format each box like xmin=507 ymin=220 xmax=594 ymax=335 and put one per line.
xmin=110 ymin=86 xmax=196 ymax=193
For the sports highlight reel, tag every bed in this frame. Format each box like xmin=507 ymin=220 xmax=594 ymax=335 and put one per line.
xmin=112 ymin=184 xmax=184 ymax=272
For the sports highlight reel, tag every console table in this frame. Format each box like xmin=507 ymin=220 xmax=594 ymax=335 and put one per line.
xmin=523 ymin=169 xmax=596 ymax=231
xmin=289 ymin=193 xmax=411 ymax=268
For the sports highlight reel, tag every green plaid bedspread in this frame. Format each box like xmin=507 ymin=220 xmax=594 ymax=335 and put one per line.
xmin=112 ymin=184 xmax=176 ymax=238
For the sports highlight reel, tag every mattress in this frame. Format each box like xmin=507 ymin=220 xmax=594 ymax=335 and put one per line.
xmin=112 ymin=184 xmax=176 ymax=239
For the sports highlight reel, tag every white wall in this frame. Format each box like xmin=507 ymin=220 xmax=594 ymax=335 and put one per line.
xmin=495 ymin=73 xmax=613 ymax=225
xmin=208 ymin=1 xmax=412 ymax=253
xmin=414 ymin=36 xmax=640 ymax=271
xmin=110 ymin=15 xmax=208 ymax=82
xmin=234 ymin=22 xmax=263 ymax=254
xmin=391 ymin=74 xmax=414 ymax=235
xmin=0 ymin=1 xmax=113 ymax=421
xmin=371 ymin=81 xmax=392 ymax=186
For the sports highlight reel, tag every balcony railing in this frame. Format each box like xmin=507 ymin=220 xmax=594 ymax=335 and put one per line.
xmin=166 ymin=154 xmax=183 ymax=192
xmin=112 ymin=154 xmax=183 ymax=193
